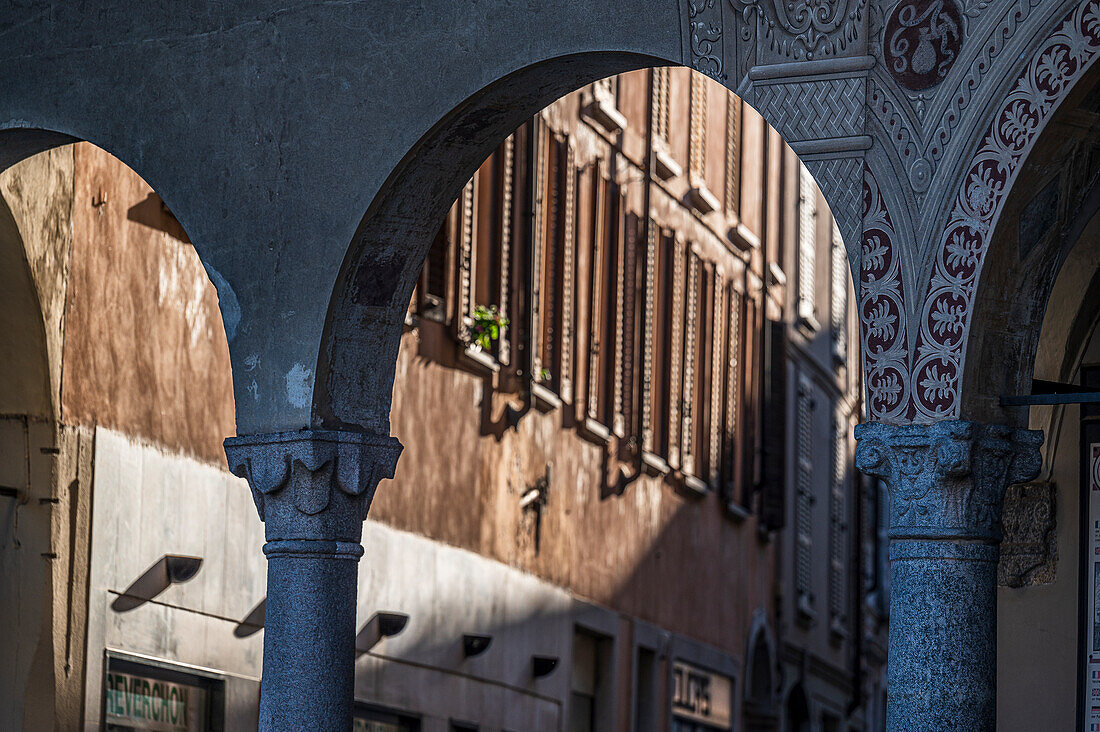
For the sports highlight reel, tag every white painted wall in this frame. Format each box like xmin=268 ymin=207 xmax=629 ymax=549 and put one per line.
xmin=82 ymin=427 xmax=607 ymax=730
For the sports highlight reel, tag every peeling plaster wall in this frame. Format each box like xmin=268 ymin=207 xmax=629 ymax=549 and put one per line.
xmin=374 ymin=325 xmax=776 ymax=660
xmin=62 ymin=143 xmax=236 ymax=464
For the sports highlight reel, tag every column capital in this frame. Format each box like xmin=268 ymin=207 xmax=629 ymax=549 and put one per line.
xmin=224 ymin=429 xmax=403 ymax=547
xmin=855 ymin=420 xmax=1042 ymax=542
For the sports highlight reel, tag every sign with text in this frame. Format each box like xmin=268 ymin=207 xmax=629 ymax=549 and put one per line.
xmin=672 ymin=660 xmax=732 ymax=729
xmin=105 ymin=670 xmax=208 ymax=731
xmin=1084 ymin=444 xmax=1100 ymax=731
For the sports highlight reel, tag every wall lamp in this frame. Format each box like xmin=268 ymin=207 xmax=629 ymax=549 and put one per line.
xmin=356 ymin=611 xmax=409 ymax=655
xmin=234 ymin=597 xmax=267 ymax=638
xmin=532 ymin=655 xmax=559 ymax=678
xmin=462 ymin=634 xmax=493 ymax=658
xmin=111 ymin=554 xmax=203 ymax=612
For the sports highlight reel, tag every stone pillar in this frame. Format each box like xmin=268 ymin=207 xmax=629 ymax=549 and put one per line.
xmin=225 ymin=430 xmax=402 ymax=732
xmin=855 ymin=420 xmax=1042 ymax=732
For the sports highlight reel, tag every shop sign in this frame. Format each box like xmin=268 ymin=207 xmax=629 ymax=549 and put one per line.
xmin=105 ymin=670 xmax=207 ymax=731
xmin=672 ymin=660 xmax=732 ymax=729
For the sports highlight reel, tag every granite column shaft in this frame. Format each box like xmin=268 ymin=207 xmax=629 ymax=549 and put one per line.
xmin=856 ymin=420 xmax=1042 ymax=732
xmin=225 ymin=429 xmax=402 ymax=732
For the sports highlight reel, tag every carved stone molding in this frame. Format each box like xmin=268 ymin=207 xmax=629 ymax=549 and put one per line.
xmin=225 ymin=429 xmax=403 ymax=547
xmin=998 ymin=481 xmax=1057 ymax=587
xmin=855 ymin=420 xmax=1042 ymax=541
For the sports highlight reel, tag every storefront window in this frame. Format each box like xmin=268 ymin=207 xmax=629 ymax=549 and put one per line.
xmin=104 ymin=657 xmax=221 ymax=732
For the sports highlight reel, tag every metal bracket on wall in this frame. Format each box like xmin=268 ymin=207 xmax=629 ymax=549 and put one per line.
xmin=1000 ymin=379 xmax=1100 ymax=406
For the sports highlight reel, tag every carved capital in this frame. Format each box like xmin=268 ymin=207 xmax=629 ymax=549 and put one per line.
xmin=225 ymin=430 xmax=403 ymax=546
xmin=855 ymin=420 xmax=1042 ymax=542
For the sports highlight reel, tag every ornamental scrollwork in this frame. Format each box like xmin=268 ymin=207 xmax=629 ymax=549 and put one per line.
xmin=689 ymin=0 xmax=725 ymax=78
xmin=855 ymin=421 xmax=1042 ymax=541
xmin=911 ymin=0 xmax=1100 ymax=420
xmin=731 ymin=0 xmax=868 ymax=61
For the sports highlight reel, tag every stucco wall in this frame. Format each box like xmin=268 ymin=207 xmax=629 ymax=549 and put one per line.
xmin=375 ymin=322 xmax=775 ymax=660
xmin=62 ymin=142 xmax=236 ymax=464
xmin=996 ymin=318 xmax=1100 ymax=729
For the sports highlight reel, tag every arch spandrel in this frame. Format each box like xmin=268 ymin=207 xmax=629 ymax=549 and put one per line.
xmin=1 ymin=0 xmax=1081 ymax=431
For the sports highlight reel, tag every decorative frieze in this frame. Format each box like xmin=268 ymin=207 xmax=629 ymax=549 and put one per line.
xmin=709 ymin=272 xmax=726 ymax=486
xmin=854 ymin=420 xmax=1042 ymax=542
xmin=456 ymin=177 xmax=477 ymax=343
xmin=641 ymin=225 xmax=658 ymax=453
xmin=560 ymin=144 xmax=577 ymax=401
xmin=998 ymin=481 xmax=1057 ymax=587
xmin=681 ymin=252 xmax=701 ymax=475
xmin=497 ymin=135 xmax=515 ymax=365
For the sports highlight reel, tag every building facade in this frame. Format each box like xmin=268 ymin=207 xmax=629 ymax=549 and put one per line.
xmin=0 ymin=68 xmax=886 ymax=731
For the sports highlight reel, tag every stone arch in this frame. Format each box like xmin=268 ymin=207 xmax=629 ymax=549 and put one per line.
xmin=744 ymin=610 xmax=778 ymax=729
xmin=955 ymin=31 xmax=1100 ymax=426
xmin=883 ymin=0 xmax=1100 ymax=424
xmin=316 ymin=51 xmax=867 ymax=427
xmin=785 ymin=682 xmax=812 ymax=732
xmin=0 ymin=146 xmax=62 ymax=730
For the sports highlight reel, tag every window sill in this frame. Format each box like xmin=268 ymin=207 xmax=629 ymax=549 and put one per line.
xmin=642 ymin=451 xmax=670 ymax=476
xmin=796 ymin=595 xmax=817 ymax=628
xmin=654 ymin=147 xmax=682 ymax=181
xmin=768 ymin=262 xmax=787 ymax=287
xmin=530 ymin=382 xmax=562 ymax=412
xmin=583 ymin=97 xmax=627 ymax=134
xmin=681 ymin=474 xmax=710 ymax=497
xmin=829 ymin=618 xmax=850 ymax=645
xmin=461 ymin=345 xmax=500 ymax=374
xmin=728 ymin=222 xmax=761 ymax=251
xmin=797 ymin=305 xmax=820 ymax=334
xmin=687 ymin=181 xmax=720 ymax=214
xmin=724 ymin=500 xmax=750 ymax=523
xmin=580 ymin=418 xmax=611 ymax=445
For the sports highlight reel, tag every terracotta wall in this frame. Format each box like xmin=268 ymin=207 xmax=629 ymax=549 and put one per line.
xmin=377 ymin=324 xmax=775 ymax=655
xmin=62 ymin=143 xmax=235 ymax=463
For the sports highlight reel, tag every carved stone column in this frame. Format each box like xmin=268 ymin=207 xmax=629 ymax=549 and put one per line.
xmin=225 ymin=430 xmax=402 ymax=731
xmin=855 ymin=420 xmax=1042 ymax=732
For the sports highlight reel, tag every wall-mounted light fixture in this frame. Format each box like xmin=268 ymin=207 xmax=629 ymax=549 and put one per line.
xmin=234 ymin=597 xmax=267 ymax=638
xmin=111 ymin=554 xmax=203 ymax=612
xmin=532 ymin=655 xmax=559 ymax=678
xmin=462 ymin=634 xmax=493 ymax=658
xmin=356 ymin=611 xmax=409 ymax=655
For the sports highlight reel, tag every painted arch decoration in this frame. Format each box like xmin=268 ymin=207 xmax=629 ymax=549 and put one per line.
xmin=859 ymin=0 xmax=1100 ymax=422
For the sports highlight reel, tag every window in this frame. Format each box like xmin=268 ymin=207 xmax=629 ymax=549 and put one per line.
xmin=721 ymin=284 xmax=743 ymax=504
xmin=537 ymin=133 xmax=568 ymax=390
xmin=418 ymin=220 xmax=451 ymax=323
xmin=104 ymin=655 xmax=224 ymax=732
xmin=449 ymin=723 xmax=478 ymax=732
xmin=829 ymin=218 xmax=848 ymax=364
xmin=797 ymin=161 xmax=818 ymax=329
xmin=586 ymin=165 xmax=621 ymax=428
xmin=570 ymin=629 xmax=611 ymax=732
xmin=633 ymin=647 xmax=659 ymax=732
xmin=828 ymin=410 xmax=849 ymax=638
xmin=795 ymin=375 xmax=816 ymax=622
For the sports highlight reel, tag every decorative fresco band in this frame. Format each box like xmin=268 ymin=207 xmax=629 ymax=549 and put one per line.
xmin=910 ymin=0 xmax=1100 ymax=420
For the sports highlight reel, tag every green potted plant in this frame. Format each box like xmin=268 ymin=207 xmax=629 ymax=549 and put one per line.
xmin=469 ymin=305 xmax=508 ymax=352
